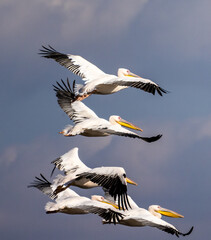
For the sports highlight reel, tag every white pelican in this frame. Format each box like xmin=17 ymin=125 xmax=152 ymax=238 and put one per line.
xmin=96 ymin=193 xmax=194 ymax=237
xmin=53 ymin=78 xmax=162 ymax=143
xmin=28 ymin=174 xmax=124 ymax=224
xmin=40 ymin=45 xmax=168 ymax=100
xmin=50 ymin=147 xmax=137 ymax=210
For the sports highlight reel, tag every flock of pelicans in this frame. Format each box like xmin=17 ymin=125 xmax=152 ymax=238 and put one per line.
xmin=28 ymin=45 xmax=193 ymax=237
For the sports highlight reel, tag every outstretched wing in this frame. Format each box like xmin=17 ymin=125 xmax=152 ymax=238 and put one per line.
xmin=28 ymin=174 xmax=53 ymax=199
xmin=28 ymin=174 xmax=79 ymax=200
xmin=114 ymin=132 xmax=162 ymax=143
xmin=103 ymin=125 xmax=162 ymax=143
xmin=149 ymin=222 xmax=193 ymax=237
xmin=51 ymin=147 xmax=89 ymax=176
xmin=104 ymin=76 xmax=168 ymax=96
xmin=76 ymin=167 xmax=130 ymax=210
xmin=53 ymin=78 xmax=99 ymax=124
xmin=40 ymin=45 xmax=106 ymax=82
xmin=81 ymin=200 xmax=124 ymax=224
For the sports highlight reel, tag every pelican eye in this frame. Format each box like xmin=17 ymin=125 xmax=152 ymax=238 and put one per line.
xmin=123 ymin=173 xmax=126 ymax=178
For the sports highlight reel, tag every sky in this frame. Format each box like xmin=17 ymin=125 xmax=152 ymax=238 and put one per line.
xmin=1 ymin=0 xmax=211 ymax=239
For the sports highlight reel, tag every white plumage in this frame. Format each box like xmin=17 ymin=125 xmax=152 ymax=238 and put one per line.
xmin=53 ymin=79 xmax=162 ymax=143
xmin=40 ymin=45 xmax=167 ymax=100
xmin=28 ymin=174 xmax=124 ymax=224
xmin=97 ymin=193 xmax=194 ymax=237
xmin=50 ymin=147 xmax=137 ymax=210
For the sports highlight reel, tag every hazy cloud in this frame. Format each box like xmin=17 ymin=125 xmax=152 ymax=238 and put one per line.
xmin=1 ymin=1 xmax=211 ymax=239
xmin=145 ymin=0 xmax=211 ymax=59
xmin=45 ymin=0 xmax=148 ymax=41
xmin=0 ymin=146 xmax=18 ymax=166
xmin=1 ymin=0 xmax=148 ymax=44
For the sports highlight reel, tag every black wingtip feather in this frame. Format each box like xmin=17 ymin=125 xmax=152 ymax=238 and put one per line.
xmin=53 ymin=78 xmax=77 ymax=103
xmin=179 ymin=226 xmax=194 ymax=236
xmin=139 ymin=134 xmax=162 ymax=143
xmin=50 ymin=165 xmax=56 ymax=177
xmin=27 ymin=173 xmax=51 ymax=189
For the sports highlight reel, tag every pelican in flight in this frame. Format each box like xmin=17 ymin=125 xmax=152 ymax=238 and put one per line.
xmin=53 ymin=79 xmax=162 ymax=143
xmin=96 ymin=193 xmax=194 ymax=237
xmin=28 ymin=174 xmax=124 ymax=224
xmin=40 ymin=45 xmax=168 ymax=100
xmin=50 ymin=147 xmax=137 ymax=210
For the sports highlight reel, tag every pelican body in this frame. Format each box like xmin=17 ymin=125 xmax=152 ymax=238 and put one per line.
xmin=40 ymin=45 xmax=168 ymax=100
xmin=28 ymin=174 xmax=124 ymax=224
xmin=53 ymin=79 xmax=162 ymax=143
xmin=51 ymin=147 xmax=137 ymax=210
xmin=96 ymin=194 xmax=193 ymax=237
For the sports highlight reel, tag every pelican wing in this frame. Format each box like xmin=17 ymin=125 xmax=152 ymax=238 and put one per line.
xmin=104 ymin=192 xmax=140 ymax=211
xmin=114 ymin=132 xmax=162 ymax=143
xmin=159 ymin=225 xmax=194 ymax=237
xmin=54 ymin=79 xmax=99 ymax=124
xmin=103 ymin=126 xmax=162 ymax=143
xmin=51 ymin=147 xmax=89 ymax=176
xmin=82 ymin=201 xmax=124 ymax=224
xmin=105 ymin=77 xmax=168 ymax=96
xmin=76 ymin=167 xmax=130 ymax=210
xmin=28 ymin=174 xmax=53 ymax=198
xmin=142 ymin=218 xmax=193 ymax=237
xmin=28 ymin=174 xmax=79 ymax=200
xmin=40 ymin=45 xmax=105 ymax=82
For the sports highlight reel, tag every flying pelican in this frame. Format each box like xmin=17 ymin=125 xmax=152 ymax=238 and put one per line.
xmin=28 ymin=174 xmax=124 ymax=224
xmin=50 ymin=147 xmax=137 ymax=210
xmin=95 ymin=193 xmax=194 ymax=237
xmin=53 ymin=78 xmax=162 ymax=143
xmin=40 ymin=45 xmax=168 ymax=100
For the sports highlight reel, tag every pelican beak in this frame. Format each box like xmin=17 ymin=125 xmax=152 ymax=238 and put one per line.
xmin=116 ymin=118 xmax=143 ymax=132
xmin=101 ymin=200 xmax=121 ymax=210
xmin=59 ymin=131 xmax=70 ymax=137
xmin=126 ymin=177 xmax=138 ymax=186
xmin=126 ymin=72 xmax=142 ymax=78
xmin=156 ymin=207 xmax=184 ymax=218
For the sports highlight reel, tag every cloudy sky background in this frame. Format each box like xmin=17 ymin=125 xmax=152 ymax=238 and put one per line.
xmin=1 ymin=0 xmax=211 ymax=239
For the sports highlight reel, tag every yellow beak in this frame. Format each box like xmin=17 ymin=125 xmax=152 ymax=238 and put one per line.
xmin=156 ymin=207 xmax=184 ymax=218
xmin=126 ymin=72 xmax=142 ymax=78
xmin=126 ymin=177 xmax=138 ymax=186
xmin=116 ymin=118 xmax=143 ymax=132
xmin=101 ymin=200 xmax=121 ymax=210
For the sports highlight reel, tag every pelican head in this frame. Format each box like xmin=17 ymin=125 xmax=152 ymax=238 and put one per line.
xmin=148 ymin=205 xmax=184 ymax=219
xmin=91 ymin=195 xmax=105 ymax=202
xmin=118 ymin=68 xmax=141 ymax=78
xmin=122 ymin=172 xmax=138 ymax=185
xmin=109 ymin=115 xmax=143 ymax=132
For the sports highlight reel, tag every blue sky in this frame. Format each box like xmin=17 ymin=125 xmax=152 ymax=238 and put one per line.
xmin=1 ymin=0 xmax=211 ymax=239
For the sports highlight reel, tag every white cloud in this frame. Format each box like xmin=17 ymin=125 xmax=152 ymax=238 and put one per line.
xmin=0 ymin=135 xmax=58 ymax=167
xmin=100 ymin=116 xmax=211 ymax=193
xmin=46 ymin=0 xmax=148 ymax=41
xmin=0 ymin=146 xmax=18 ymax=166
xmin=147 ymin=1 xmax=211 ymax=59
xmin=0 ymin=0 xmax=148 ymax=44
xmin=196 ymin=117 xmax=211 ymax=139
xmin=0 ymin=134 xmax=112 ymax=167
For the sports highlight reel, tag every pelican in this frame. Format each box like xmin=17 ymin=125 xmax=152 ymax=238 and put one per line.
xmin=50 ymin=147 xmax=137 ymax=210
xmin=53 ymin=78 xmax=162 ymax=143
xmin=95 ymin=193 xmax=194 ymax=237
xmin=40 ymin=45 xmax=168 ymax=100
xmin=28 ymin=174 xmax=124 ymax=224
